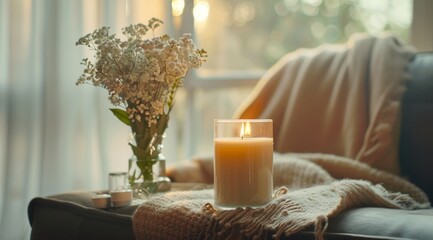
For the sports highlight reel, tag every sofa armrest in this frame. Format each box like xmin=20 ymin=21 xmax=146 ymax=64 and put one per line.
xmin=399 ymin=52 xmax=433 ymax=201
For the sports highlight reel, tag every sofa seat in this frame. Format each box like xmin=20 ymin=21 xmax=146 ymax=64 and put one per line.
xmin=28 ymin=189 xmax=433 ymax=240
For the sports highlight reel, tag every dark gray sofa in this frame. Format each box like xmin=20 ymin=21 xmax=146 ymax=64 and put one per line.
xmin=28 ymin=53 xmax=433 ymax=240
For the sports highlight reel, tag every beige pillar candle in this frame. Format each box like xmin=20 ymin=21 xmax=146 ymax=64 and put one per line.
xmin=214 ymin=119 xmax=273 ymax=208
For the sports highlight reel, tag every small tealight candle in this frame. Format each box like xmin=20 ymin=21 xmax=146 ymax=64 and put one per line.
xmin=110 ymin=190 xmax=133 ymax=207
xmin=92 ymin=194 xmax=111 ymax=209
xmin=214 ymin=119 xmax=273 ymax=209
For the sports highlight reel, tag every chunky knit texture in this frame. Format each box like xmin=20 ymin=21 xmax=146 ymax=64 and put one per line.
xmin=133 ymin=154 xmax=430 ymax=240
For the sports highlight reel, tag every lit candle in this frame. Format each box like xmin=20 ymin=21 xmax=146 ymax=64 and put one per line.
xmin=214 ymin=119 xmax=273 ymax=208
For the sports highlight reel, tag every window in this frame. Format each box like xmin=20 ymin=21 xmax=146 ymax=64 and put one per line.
xmin=197 ymin=0 xmax=412 ymax=72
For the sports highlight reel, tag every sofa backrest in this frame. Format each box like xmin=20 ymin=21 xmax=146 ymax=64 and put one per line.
xmin=399 ymin=52 xmax=433 ymax=201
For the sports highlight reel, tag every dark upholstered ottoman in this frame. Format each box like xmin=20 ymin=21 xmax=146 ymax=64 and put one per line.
xmin=28 ymin=191 xmax=135 ymax=240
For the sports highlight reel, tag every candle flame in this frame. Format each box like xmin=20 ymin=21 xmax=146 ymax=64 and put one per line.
xmin=240 ymin=122 xmax=251 ymax=139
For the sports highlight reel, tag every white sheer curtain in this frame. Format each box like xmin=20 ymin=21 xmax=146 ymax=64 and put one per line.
xmin=0 ymin=1 xmax=169 ymax=239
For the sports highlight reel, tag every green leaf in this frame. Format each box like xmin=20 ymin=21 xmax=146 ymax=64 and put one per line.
xmin=110 ymin=108 xmax=130 ymax=126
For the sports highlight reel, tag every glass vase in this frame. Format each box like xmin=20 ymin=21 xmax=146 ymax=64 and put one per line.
xmin=128 ymin=133 xmax=171 ymax=197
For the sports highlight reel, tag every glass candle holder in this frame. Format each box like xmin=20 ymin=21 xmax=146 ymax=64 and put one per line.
xmin=214 ymin=119 xmax=273 ymax=209
xmin=109 ymin=172 xmax=128 ymax=192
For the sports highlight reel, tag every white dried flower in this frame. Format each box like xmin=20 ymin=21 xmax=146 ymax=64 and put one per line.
xmin=76 ymin=18 xmax=207 ymax=127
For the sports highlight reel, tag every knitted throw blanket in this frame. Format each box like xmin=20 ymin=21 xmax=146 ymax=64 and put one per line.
xmin=233 ymin=34 xmax=415 ymax=175
xmin=133 ymin=35 xmax=428 ymax=239
xmin=133 ymin=154 xmax=430 ymax=240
